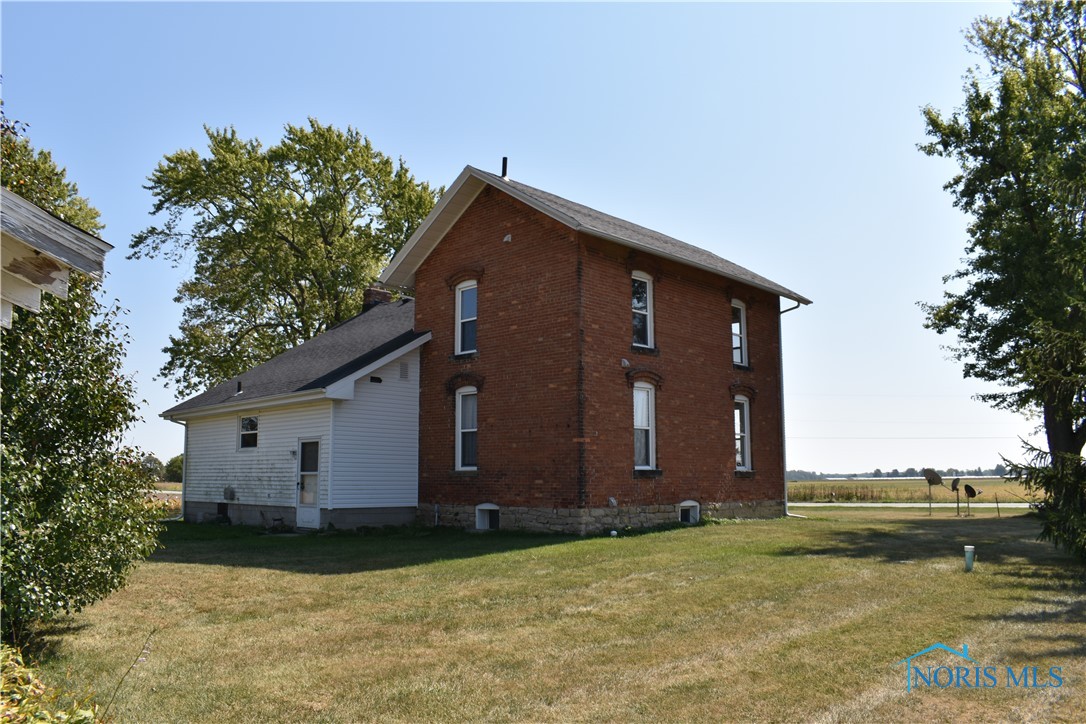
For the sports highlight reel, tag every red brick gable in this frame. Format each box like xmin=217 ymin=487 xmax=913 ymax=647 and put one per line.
xmin=413 ymin=182 xmax=787 ymax=524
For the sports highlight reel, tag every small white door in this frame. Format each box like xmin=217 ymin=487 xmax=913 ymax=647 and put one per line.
xmin=296 ymin=439 xmax=321 ymax=528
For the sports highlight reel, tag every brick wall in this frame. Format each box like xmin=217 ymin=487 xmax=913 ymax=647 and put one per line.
xmin=579 ymin=235 xmax=785 ymax=509
xmin=413 ymin=183 xmax=786 ymax=526
xmin=414 ymin=185 xmax=583 ymax=508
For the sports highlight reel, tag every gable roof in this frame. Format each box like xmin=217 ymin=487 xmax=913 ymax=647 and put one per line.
xmin=380 ymin=166 xmax=811 ymax=305
xmin=162 ymin=299 xmax=428 ymax=419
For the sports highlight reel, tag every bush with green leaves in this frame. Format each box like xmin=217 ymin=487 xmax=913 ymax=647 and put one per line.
xmin=1012 ymin=447 xmax=1086 ymax=562
xmin=1 ymin=130 xmax=162 ymax=644
xmin=1 ymin=644 xmax=97 ymax=722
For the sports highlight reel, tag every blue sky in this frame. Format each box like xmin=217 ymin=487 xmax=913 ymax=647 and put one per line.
xmin=2 ymin=1 xmax=1041 ymax=474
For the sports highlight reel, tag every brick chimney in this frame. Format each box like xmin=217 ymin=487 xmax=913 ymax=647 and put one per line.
xmin=362 ymin=287 xmax=393 ymax=311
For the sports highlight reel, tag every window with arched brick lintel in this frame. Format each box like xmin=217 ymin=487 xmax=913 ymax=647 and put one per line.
xmin=445 ymin=372 xmax=485 ymax=395
xmin=625 ymin=367 xmax=663 ymax=388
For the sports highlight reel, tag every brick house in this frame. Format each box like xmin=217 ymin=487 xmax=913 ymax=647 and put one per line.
xmin=379 ymin=165 xmax=809 ymax=534
xmin=166 ymin=164 xmax=807 ymax=534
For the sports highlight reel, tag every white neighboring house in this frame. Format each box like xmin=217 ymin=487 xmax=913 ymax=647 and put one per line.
xmin=162 ymin=293 xmax=430 ymax=529
xmin=1 ymin=187 xmax=112 ymax=328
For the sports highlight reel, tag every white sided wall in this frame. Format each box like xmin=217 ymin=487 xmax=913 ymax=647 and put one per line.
xmin=330 ymin=349 xmax=420 ymax=509
xmin=184 ymin=401 xmax=331 ymax=510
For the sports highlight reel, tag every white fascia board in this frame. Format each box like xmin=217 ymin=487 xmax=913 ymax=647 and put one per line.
xmin=380 ymin=167 xmax=485 ymax=289
xmin=161 ymin=390 xmax=328 ymax=422
xmin=2 ymin=236 xmax=71 ymax=299
xmin=324 ymin=332 xmax=431 ymax=399
xmin=1 ymin=270 xmax=43 ymax=312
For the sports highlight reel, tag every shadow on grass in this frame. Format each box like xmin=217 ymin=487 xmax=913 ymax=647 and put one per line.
xmin=780 ymin=512 xmax=1086 ymax=660
xmin=147 ymin=520 xmax=579 ymax=575
xmin=779 ymin=513 xmax=1071 ymax=567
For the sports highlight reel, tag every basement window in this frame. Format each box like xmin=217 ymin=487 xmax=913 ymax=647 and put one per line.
xmin=679 ymin=500 xmax=700 ymax=524
xmin=475 ymin=503 xmax=499 ymax=531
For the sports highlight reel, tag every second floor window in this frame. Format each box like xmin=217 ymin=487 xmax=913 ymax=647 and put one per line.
xmin=239 ymin=416 xmax=258 ymax=449
xmin=732 ymin=300 xmax=747 ymax=366
xmin=632 ymin=271 xmax=654 ymax=348
xmin=456 ymin=280 xmax=478 ymax=354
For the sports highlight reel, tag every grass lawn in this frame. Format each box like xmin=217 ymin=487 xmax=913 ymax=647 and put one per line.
xmin=37 ymin=511 xmax=1084 ymax=722
xmin=788 ymin=477 xmax=1036 ymax=504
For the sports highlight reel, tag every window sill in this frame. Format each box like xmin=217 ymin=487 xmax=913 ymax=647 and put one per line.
xmin=733 ymin=363 xmax=751 ymax=371
xmin=451 ymin=469 xmax=479 ymax=476
xmin=451 ymin=351 xmax=478 ymax=362
xmin=633 ymin=468 xmax=663 ymax=478
xmin=631 ymin=344 xmax=659 ymax=356
xmin=735 ymin=470 xmax=755 ymax=479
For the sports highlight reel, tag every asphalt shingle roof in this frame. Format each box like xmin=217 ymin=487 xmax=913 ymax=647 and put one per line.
xmin=469 ymin=168 xmax=811 ymax=305
xmin=163 ymin=299 xmax=422 ymax=417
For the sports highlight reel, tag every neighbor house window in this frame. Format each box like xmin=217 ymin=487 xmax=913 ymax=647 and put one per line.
xmin=734 ymin=396 xmax=751 ymax=470
xmin=633 ymin=381 xmax=656 ymax=469
xmin=455 ymin=280 xmax=478 ymax=354
xmin=732 ymin=300 xmax=748 ymax=366
xmin=239 ymin=416 xmax=258 ymax=449
xmin=632 ymin=271 xmax=654 ymax=348
xmin=456 ymin=386 xmax=478 ymax=470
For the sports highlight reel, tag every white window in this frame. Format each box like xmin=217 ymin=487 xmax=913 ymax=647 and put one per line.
xmin=632 ymin=271 xmax=654 ymax=348
xmin=732 ymin=300 xmax=748 ymax=366
xmin=239 ymin=416 xmax=258 ymax=449
xmin=633 ymin=382 xmax=656 ymax=469
xmin=475 ymin=503 xmax=499 ymax=531
xmin=455 ymin=280 xmax=478 ymax=354
xmin=734 ymin=396 xmax=751 ymax=470
xmin=456 ymin=386 xmax=478 ymax=470
xmin=679 ymin=500 xmax=700 ymax=524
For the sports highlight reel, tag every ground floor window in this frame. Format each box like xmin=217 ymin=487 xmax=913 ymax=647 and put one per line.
xmin=734 ymin=396 xmax=751 ymax=470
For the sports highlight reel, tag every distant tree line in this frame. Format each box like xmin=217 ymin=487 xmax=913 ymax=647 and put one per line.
xmin=787 ymin=464 xmax=1009 ymax=481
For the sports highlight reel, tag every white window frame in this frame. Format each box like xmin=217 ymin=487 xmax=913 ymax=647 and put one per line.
xmin=632 ymin=271 xmax=654 ymax=348
xmin=475 ymin=503 xmax=499 ymax=531
xmin=679 ymin=500 xmax=700 ymax=524
xmin=238 ymin=415 xmax=258 ymax=450
xmin=734 ymin=395 xmax=751 ymax=471
xmin=456 ymin=386 xmax=478 ymax=471
xmin=455 ymin=280 xmax=478 ymax=355
xmin=633 ymin=381 xmax=656 ymax=470
xmin=732 ymin=299 xmax=748 ymax=366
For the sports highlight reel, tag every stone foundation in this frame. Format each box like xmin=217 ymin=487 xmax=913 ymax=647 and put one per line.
xmin=184 ymin=501 xmax=415 ymax=530
xmin=417 ymin=499 xmax=785 ymax=535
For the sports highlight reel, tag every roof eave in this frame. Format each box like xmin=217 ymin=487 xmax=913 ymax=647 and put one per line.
xmin=379 ymin=166 xmax=811 ymax=306
xmin=161 ymin=389 xmax=329 ymax=422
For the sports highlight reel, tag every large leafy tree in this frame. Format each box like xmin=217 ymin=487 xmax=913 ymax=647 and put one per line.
xmin=921 ymin=1 xmax=1086 ymax=559
xmin=921 ymin=1 xmax=1086 ymax=458
xmin=131 ymin=119 xmax=440 ymax=396
xmin=1 ymin=128 xmax=162 ymax=643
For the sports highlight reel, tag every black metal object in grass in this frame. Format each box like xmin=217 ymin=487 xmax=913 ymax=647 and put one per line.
xmin=964 ymin=483 xmax=983 ymax=517
xmin=921 ymin=468 xmax=949 ymax=516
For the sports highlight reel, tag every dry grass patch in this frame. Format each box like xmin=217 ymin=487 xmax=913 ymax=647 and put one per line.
xmin=788 ymin=477 xmax=1035 ymax=504
xmin=37 ymin=513 xmax=1085 ymax=722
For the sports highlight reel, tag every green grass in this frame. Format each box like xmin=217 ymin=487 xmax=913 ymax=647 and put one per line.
xmin=36 ymin=512 xmax=1085 ymax=722
xmin=788 ymin=477 xmax=1036 ymax=504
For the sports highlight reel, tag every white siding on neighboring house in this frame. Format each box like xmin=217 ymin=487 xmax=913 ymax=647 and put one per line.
xmin=330 ymin=349 xmax=420 ymax=508
xmin=185 ymin=401 xmax=331 ymax=510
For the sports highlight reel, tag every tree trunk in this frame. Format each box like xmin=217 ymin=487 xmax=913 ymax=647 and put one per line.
xmin=1043 ymin=401 xmax=1086 ymax=457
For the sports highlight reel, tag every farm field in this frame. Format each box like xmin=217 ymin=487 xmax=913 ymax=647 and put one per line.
xmin=37 ymin=511 xmax=1084 ymax=723
xmin=787 ymin=477 xmax=1036 ymax=504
